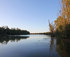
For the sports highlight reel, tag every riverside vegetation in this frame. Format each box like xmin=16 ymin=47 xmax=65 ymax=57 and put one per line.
xmin=49 ymin=0 xmax=70 ymax=38
xmin=0 ymin=26 xmax=30 ymax=35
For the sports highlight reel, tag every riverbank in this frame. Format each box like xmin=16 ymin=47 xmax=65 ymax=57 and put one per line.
xmin=30 ymin=32 xmax=52 ymax=35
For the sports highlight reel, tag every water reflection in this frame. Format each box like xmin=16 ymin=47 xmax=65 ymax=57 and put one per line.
xmin=0 ymin=35 xmax=29 ymax=44
xmin=56 ymin=38 xmax=70 ymax=57
xmin=50 ymin=37 xmax=55 ymax=51
xmin=0 ymin=35 xmax=70 ymax=57
xmin=49 ymin=36 xmax=70 ymax=57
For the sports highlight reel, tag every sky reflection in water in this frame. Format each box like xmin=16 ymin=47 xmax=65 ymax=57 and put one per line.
xmin=0 ymin=35 xmax=60 ymax=57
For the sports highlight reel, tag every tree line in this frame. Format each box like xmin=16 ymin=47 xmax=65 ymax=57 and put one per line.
xmin=49 ymin=0 xmax=70 ymax=38
xmin=0 ymin=26 xmax=30 ymax=35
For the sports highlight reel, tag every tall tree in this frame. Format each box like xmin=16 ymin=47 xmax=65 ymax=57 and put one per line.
xmin=61 ymin=0 xmax=70 ymax=24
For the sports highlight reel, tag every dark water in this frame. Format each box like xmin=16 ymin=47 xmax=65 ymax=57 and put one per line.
xmin=0 ymin=35 xmax=70 ymax=57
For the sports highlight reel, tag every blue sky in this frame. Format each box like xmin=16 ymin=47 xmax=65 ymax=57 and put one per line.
xmin=0 ymin=0 xmax=61 ymax=33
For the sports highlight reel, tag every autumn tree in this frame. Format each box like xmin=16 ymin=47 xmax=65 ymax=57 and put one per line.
xmin=61 ymin=0 xmax=70 ymax=24
xmin=49 ymin=20 xmax=54 ymax=33
xmin=51 ymin=0 xmax=70 ymax=38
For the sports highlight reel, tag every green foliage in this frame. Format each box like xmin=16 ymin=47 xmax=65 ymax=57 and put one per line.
xmin=64 ymin=24 xmax=70 ymax=38
xmin=0 ymin=26 xmax=30 ymax=35
xmin=55 ymin=24 xmax=70 ymax=38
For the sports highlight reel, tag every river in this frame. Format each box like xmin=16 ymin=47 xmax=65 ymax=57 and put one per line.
xmin=0 ymin=34 xmax=70 ymax=57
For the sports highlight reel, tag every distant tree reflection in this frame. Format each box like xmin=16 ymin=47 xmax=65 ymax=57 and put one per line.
xmin=0 ymin=35 xmax=29 ymax=44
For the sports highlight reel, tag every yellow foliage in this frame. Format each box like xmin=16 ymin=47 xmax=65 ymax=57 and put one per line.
xmin=54 ymin=0 xmax=70 ymax=31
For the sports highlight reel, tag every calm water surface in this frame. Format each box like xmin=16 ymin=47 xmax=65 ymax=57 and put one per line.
xmin=0 ymin=34 xmax=68 ymax=57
